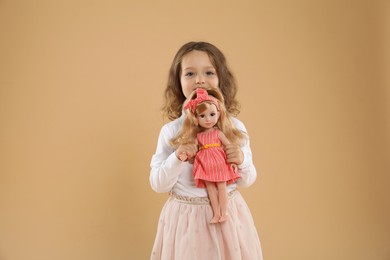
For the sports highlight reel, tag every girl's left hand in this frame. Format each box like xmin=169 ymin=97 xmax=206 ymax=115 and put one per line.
xmin=224 ymin=143 xmax=244 ymax=165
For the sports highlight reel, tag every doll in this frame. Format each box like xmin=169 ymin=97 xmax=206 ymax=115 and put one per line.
xmin=171 ymin=87 xmax=245 ymax=223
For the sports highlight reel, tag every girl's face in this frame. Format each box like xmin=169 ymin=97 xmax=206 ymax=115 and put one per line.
xmin=196 ymin=103 xmax=220 ymax=129
xmin=180 ymin=50 xmax=219 ymax=98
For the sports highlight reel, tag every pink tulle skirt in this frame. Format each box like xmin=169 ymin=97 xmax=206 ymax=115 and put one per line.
xmin=150 ymin=191 xmax=263 ymax=260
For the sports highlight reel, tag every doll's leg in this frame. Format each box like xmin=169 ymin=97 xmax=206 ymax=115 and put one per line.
xmin=217 ymin=182 xmax=229 ymax=222
xmin=205 ymin=181 xmax=220 ymax=223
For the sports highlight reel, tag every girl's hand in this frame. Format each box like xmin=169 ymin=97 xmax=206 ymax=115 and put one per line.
xmin=230 ymin=163 xmax=238 ymax=173
xmin=175 ymin=143 xmax=198 ymax=162
xmin=224 ymin=143 xmax=244 ymax=165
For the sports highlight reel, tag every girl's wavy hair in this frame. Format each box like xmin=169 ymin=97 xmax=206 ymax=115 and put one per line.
xmin=170 ymin=87 xmax=245 ymax=148
xmin=162 ymin=41 xmax=240 ymax=120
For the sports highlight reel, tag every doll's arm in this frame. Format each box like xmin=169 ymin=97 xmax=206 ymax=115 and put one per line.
xmin=189 ymin=138 xmax=199 ymax=164
xmin=218 ymin=131 xmax=231 ymax=146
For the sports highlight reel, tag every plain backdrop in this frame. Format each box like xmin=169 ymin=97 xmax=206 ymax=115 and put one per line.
xmin=0 ymin=0 xmax=389 ymax=259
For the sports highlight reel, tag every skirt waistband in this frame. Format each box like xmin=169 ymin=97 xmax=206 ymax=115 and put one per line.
xmin=169 ymin=190 xmax=237 ymax=205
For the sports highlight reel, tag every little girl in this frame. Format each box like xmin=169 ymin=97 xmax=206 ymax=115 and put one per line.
xmin=150 ymin=41 xmax=263 ymax=259
xmin=171 ymin=87 xmax=243 ymax=224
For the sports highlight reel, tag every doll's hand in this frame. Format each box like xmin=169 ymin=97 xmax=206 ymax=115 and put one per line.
xmin=176 ymin=143 xmax=198 ymax=162
xmin=224 ymin=143 xmax=244 ymax=165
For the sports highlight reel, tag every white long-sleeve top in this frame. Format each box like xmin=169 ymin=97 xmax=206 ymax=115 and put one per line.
xmin=150 ymin=114 xmax=257 ymax=197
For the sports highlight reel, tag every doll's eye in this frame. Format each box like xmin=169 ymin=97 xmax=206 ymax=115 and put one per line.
xmin=199 ymin=115 xmax=205 ymax=118
xmin=210 ymin=113 xmax=216 ymax=117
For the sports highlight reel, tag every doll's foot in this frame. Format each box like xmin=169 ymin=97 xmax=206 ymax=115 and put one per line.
xmin=219 ymin=214 xmax=229 ymax=223
xmin=210 ymin=216 xmax=220 ymax=224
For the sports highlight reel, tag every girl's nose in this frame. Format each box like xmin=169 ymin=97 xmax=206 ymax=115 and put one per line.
xmin=195 ymin=76 xmax=205 ymax=84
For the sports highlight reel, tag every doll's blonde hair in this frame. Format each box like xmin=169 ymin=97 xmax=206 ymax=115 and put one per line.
xmin=162 ymin=41 xmax=240 ymax=120
xmin=170 ymin=87 xmax=245 ymax=148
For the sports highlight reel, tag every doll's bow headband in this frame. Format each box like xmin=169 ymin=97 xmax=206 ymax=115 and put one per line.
xmin=184 ymin=88 xmax=219 ymax=113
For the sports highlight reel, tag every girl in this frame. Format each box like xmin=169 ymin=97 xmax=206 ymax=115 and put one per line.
xmin=150 ymin=41 xmax=263 ymax=260
xmin=171 ymin=87 xmax=243 ymax=224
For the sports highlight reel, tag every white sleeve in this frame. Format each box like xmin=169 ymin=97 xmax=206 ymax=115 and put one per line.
xmin=149 ymin=124 xmax=185 ymax=193
xmin=232 ymin=119 xmax=258 ymax=188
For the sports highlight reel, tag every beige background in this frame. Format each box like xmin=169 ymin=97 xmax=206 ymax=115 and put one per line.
xmin=1 ymin=0 xmax=389 ymax=259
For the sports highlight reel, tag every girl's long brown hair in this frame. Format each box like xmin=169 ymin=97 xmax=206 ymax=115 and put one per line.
xmin=162 ymin=41 xmax=240 ymax=120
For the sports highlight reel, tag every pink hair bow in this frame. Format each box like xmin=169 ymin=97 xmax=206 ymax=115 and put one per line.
xmin=184 ymin=88 xmax=219 ymax=113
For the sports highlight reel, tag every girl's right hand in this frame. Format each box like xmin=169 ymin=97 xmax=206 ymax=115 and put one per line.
xmin=175 ymin=143 xmax=198 ymax=162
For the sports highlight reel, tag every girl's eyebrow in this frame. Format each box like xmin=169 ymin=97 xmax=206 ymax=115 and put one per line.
xmin=182 ymin=66 xmax=215 ymax=71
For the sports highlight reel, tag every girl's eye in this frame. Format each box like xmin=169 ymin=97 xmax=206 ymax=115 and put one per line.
xmin=206 ymin=71 xmax=215 ymax=76
xmin=185 ymin=72 xmax=194 ymax=77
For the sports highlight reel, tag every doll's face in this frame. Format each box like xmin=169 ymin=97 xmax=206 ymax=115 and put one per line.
xmin=180 ymin=50 xmax=219 ymax=98
xmin=196 ymin=103 xmax=220 ymax=129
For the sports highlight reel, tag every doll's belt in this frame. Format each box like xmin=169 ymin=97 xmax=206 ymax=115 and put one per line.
xmin=199 ymin=143 xmax=221 ymax=150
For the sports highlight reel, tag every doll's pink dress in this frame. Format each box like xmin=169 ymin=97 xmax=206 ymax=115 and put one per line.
xmin=193 ymin=128 xmax=240 ymax=188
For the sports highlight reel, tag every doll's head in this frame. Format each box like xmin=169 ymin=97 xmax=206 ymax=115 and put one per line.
xmin=184 ymin=88 xmax=224 ymax=130
xmin=193 ymin=102 xmax=220 ymax=130
xmin=162 ymin=41 xmax=240 ymax=120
